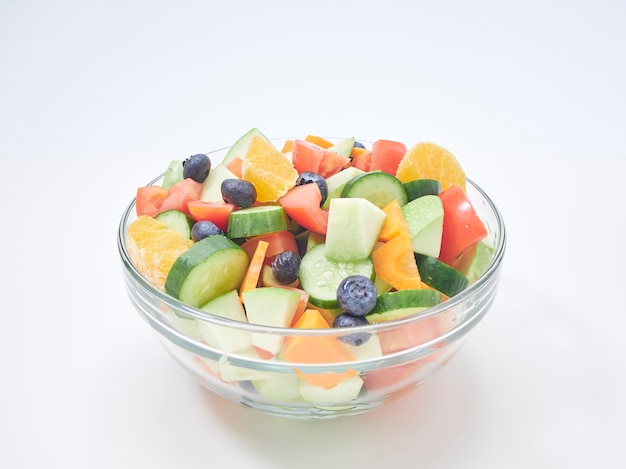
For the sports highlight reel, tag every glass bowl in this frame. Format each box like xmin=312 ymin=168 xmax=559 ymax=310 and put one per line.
xmin=117 ymin=138 xmax=506 ymax=419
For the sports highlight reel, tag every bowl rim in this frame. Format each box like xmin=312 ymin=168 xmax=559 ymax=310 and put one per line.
xmin=117 ymin=138 xmax=506 ymax=356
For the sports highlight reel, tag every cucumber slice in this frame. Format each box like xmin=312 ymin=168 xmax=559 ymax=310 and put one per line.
xmin=162 ymin=159 xmax=184 ymax=189
xmin=366 ymin=289 xmax=441 ymax=322
xmin=165 ymin=235 xmax=249 ymax=308
xmin=155 ymin=209 xmax=193 ymax=239
xmin=341 ymin=172 xmax=408 ymax=208
xmin=415 ymin=254 xmax=469 ymax=298
xmin=403 ymin=179 xmax=441 ymax=202
xmin=222 ymin=128 xmax=270 ymax=163
xmin=299 ymin=244 xmax=374 ymax=309
xmin=227 ymin=205 xmax=289 ymax=239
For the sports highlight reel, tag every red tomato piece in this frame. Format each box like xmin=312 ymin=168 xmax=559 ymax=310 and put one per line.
xmin=349 ymin=150 xmax=372 ymax=171
xmin=279 ymin=183 xmax=328 ymax=235
xmin=159 ymin=178 xmax=203 ymax=217
xmin=187 ymin=200 xmax=237 ymax=231
xmin=438 ymin=184 xmax=488 ymax=266
xmin=291 ymin=139 xmax=325 ymax=174
xmin=240 ymin=230 xmax=299 ymax=264
xmin=370 ymin=139 xmax=407 ymax=175
xmin=318 ymin=150 xmax=350 ymax=178
xmin=136 ymin=186 xmax=169 ymax=217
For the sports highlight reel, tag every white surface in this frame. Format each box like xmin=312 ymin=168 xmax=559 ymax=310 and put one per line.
xmin=1 ymin=1 xmax=625 ymax=468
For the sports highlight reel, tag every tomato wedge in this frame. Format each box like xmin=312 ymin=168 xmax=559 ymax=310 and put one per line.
xmin=370 ymin=139 xmax=407 ymax=175
xmin=292 ymin=139 xmax=349 ymax=178
xmin=136 ymin=186 xmax=168 ymax=217
xmin=318 ymin=149 xmax=350 ymax=178
xmin=349 ymin=149 xmax=372 ymax=171
xmin=159 ymin=178 xmax=203 ymax=216
xmin=291 ymin=139 xmax=324 ymax=174
xmin=187 ymin=200 xmax=237 ymax=231
xmin=240 ymin=230 xmax=299 ymax=264
xmin=279 ymin=183 xmax=328 ymax=234
xmin=438 ymin=184 xmax=488 ymax=266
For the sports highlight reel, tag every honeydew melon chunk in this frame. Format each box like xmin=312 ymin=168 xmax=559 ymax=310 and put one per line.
xmin=298 ymin=374 xmax=364 ymax=405
xmin=327 ymin=136 xmax=356 ymax=157
xmin=200 ymin=163 xmax=238 ymax=202
xmin=325 ymin=198 xmax=387 ymax=262
xmin=197 ymin=290 xmax=253 ymax=353
xmin=242 ymin=287 xmax=302 ymax=355
xmin=401 ymin=195 xmax=444 ymax=258
xmin=217 ymin=351 xmax=277 ymax=382
xmin=467 ymin=240 xmax=495 ymax=283
xmin=222 ymin=127 xmax=270 ymax=163
xmin=374 ymin=275 xmax=393 ymax=295
xmin=322 ymin=166 xmax=365 ymax=209
xmin=306 ymin=231 xmax=325 ymax=251
xmin=166 ymin=310 xmax=199 ymax=337
xmin=252 ymin=373 xmax=303 ymax=403
xmin=341 ymin=332 xmax=383 ymax=360
xmin=162 ymin=159 xmax=184 ymax=189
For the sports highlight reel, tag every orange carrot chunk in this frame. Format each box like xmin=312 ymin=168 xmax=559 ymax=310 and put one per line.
xmin=282 ymin=309 xmax=357 ymax=388
xmin=281 ymin=139 xmax=294 ymax=153
xmin=378 ymin=199 xmax=410 ymax=242
xmin=239 ymin=240 xmax=269 ymax=300
xmin=304 ymin=134 xmax=334 ymax=149
xmin=372 ymin=231 xmax=422 ymax=291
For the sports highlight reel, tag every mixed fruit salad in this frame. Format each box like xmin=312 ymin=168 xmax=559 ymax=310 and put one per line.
xmin=125 ymin=128 xmax=494 ymax=403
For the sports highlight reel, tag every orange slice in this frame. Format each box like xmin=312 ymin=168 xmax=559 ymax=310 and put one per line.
xmin=126 ymin=215 xmax=194 ymax=290
xmin=242 ymin=135 xmax=298 ymax=202
xmin=395 ymin=142 xmax=466 ymax=191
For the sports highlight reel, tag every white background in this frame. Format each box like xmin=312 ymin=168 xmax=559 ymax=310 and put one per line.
xmin=1 ymin=1 xmax=625 ymax=468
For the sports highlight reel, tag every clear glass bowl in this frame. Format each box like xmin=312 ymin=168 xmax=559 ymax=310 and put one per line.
xmin=117 ymin=139 xmax=506 ymax=419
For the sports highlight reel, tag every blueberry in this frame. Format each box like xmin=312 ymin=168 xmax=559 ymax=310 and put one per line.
xmin=295 ymin=171 xmax=328 ymax=206
xmin=332 ymin=313 xmax=371 ymax=346
xmin=183 ymin=154 xmax=211 ymax=183
xmin=353 ymin=141 xmax=366 ymax=149
xmin=191 ymin=220 xmax=223 ymax=242
xmin=271 ymin=250 xmax=301 ymax=284
xmin=336 ymin=275 xmax=377 ymax=317
xmin=221 ymin=179 xmax=257 ymax=208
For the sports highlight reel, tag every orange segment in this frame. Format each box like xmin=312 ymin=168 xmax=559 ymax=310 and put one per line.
xmin=242 ymin=135 xmax=298 ymax=202
xmin=126 ymin=215 xmax=194 ymax=290
xmin=395 ymin=142 xmax=466 ymax=191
